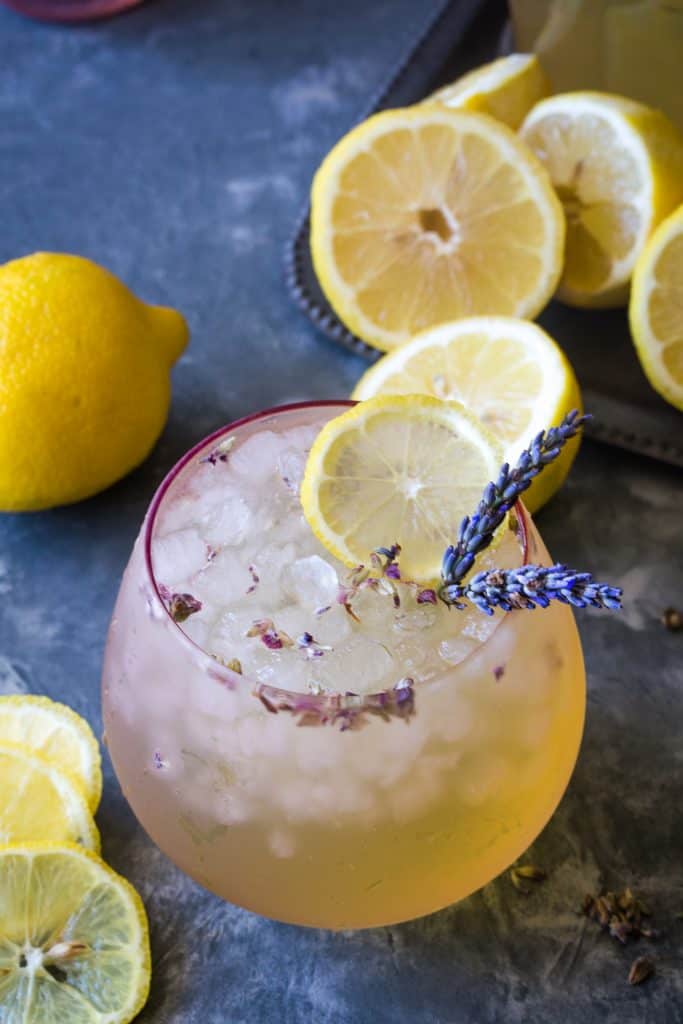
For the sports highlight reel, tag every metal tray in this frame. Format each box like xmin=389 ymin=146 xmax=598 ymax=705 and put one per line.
xmin=286 ymin=0 xmax=683 ymax=468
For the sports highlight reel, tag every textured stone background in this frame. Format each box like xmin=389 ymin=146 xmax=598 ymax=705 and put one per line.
xmin=1 ymin=1 xmax=682 ymax=1021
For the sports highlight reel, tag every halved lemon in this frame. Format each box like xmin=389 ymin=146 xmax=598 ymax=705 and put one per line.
xmin=351 ymin=316 xmax=582 ymax=512
xmin=0 ymin=742 xmax=99 ymax=851
xmin=310 ymin=106 xmax=565 ymax=351
xmin=0 ymin=696 xmax=102 ymax=812
xmin=629 ymin=203 xmax=683 ymax=410
xmin=0 ymin=841 xmax=150 ymax=1024
xmin=301 ymin=395 xmax=502 ymax=581
xmin=428 ymin=53 xmax=550 ymax=130
xmin=521 ymin=92 xmax=683 ymax=308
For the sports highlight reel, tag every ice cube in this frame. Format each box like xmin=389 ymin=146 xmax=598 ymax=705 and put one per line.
xmin=191 ymin=549 xmax=248 ymax=605
xmin=229 ymin=431 xmax=285 ymax=484
xmin=319 ymin=635 xmax=394 ymax=694
xmin=284 ymin=555 xmax=339 ymax=611
xmin=277 ymin=448 xmax=308 ymax=495
xmin=199 ymin=494 xmax=252 ymax=548
xmin=393 ymin=607 xmax=438 ymax=633
xmin=151 ymin=528 xmax=208 ymax=586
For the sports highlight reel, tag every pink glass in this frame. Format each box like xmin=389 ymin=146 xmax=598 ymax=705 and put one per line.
xmin=1 ymin=0 xmax=144 ymax=21
xmin=102 ymin=401 xmax=586 ymax=929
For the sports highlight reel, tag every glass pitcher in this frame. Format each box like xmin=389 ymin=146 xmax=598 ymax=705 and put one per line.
xmin=509 ymin=0 xmax=683 ymax=129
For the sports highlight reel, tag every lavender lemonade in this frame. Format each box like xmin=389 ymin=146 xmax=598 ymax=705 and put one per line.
xmin=100 ymin=400 xmax=596 ymax=929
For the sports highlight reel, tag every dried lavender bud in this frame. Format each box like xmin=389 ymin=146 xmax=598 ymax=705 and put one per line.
xmin=510 ymin=864 xmax=546 ymax=893
xmin=582 ymin=887 xmax=657 ymax=945
xmin=246 ymin=565 xmax=260 ymax=594
xmin=254 ymin=676 xmax=415 ymax=730
xmin=297 ymin=632 xmax=332 ymax=658
xmin=417 ymin=588 xmax=438 ymax=605
xmin=662 ymin=607 xmax=683 ymax=631
xmin=246 ymin=618 xmax=294 ymax=650
xmin=493 ymin=664 xmax=505 ymax=681
xmin=628 ymin=956 xmax=655 ymax=986
xmin=514 ymin=865 xmax=546 ymax=881
xmin=199 ymin=435 xmax=235 ymax=466
xmin=166 ymin=592 xmax=202 ymax=623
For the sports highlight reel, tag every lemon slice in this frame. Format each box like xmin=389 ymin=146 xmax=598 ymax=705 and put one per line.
xmin=0 ymin=841 xmax=150 ymax=1024
xmin=0 ymin=696 xmax=102 ymax=812
xmin=629 ymin=203 xmax=683 ymax=410
xmin=428 ymin=53 xmax=550 ymax=130
xmin=521 ymin=92 xmax=683 ymax=308
xmin=351 ymin=316 xmax=582 ymax=512
xmin=301 ymin=395 xmax=502 ymax=581
xmin=310 ymin=106 xmax=564 ymax=351
xmin=0 ymin=742 xmax=99 ymax=851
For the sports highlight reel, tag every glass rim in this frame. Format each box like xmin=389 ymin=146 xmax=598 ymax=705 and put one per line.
xmin=143 ymin=399 xmax=530 ymax=709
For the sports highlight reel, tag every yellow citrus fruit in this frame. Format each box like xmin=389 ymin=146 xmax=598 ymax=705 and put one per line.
xmin=428 ymin=53 xmax=550 ymax=130
xmin=0 ymin=252 xmax=188 ymax=511
xmin=351 ymin=316 xmax=582 ymax=513
xmin=0 ymin=742 xmax=99 ymax=851
xmin=521 ymin=92 xmax=683 ymax=308
xmin=310 ymin=106 xmax=565 ymax=351
xmin=629 ymin=203 xmax=683 ymax=410
xmin=0 ymin=696 xmax=102 ymax=812
xmin=301 ymin=395 xmax=502 ymax=582
xmin=0 ymin=841 xmax=151 ymax=1024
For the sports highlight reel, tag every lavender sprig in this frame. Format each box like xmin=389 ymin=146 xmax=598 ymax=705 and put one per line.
xmin=442 ymin=564 xmax=623 ymax=615
xmin=441 ymin=409 xmax=588 ymax=591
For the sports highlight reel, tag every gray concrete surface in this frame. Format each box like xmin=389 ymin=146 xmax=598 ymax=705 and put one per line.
xmin=1 ymin=1 xmax=682 ymax=1020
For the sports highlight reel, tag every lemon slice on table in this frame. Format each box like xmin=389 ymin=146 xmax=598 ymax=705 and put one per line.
xmin=0 ymin=842 xmax=150 ymax=1024
xmin=301 ymin=395 xmax=502 ymax=582
xmin=0 ymin=742 xmax=99 ymax=851
xmin=310 ymin=106 xmax=564 ymax=352
xmin=428 ymin=53 xmax=550 ymax=130
xmin=521 ymin=92 xmax=683 ymax=308
xmin=351 ymin=316 xmax=582 ymax=513
xmin=629 ymin=204 xmax=683 ymax=410
xmin=0 ymin=696 xmax=102 ymax=812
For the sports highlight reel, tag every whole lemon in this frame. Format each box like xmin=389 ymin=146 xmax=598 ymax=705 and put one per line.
xmin=0 ymin=253 xmax=188 ymax=511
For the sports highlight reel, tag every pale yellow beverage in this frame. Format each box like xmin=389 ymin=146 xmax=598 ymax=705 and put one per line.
xmin=510 ymin=0 xmax=683 ymax=130
xmin=102 ymin=402 xmax=585 ymax=929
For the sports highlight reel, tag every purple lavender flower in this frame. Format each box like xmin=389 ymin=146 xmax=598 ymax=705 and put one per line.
xmin=441 ymin=410 xmax=588 ymax=589
xmin=442 ymin=564 xmax=622 ymax=615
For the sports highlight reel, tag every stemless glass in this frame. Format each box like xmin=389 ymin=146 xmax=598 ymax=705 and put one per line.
xmin=0 ymin=0 xmax=144 ymax=21
xmin=102 ymin=401 xmax=585 ymax=930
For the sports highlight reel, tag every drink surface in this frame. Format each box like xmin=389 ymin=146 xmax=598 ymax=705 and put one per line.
xmin=103 ymin=402 xmax=586 ymax=929
xmin=151 ymin=412 xmax=524 ymax=696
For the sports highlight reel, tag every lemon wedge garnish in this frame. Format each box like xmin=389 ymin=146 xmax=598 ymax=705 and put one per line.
xmin=0 ymin=842 xmax=150 ymax=1024
xmin=629 ymin=203 xmax=683 ymax=410
xmin=301 ymin=395 xmax=502 ymax=582
xmin=310 ymin=106 xmax=564 ymax=351
xmin=0 ymin=696 xmax=102 ymax=812
xmin=351 ymin=316 xmax=582 ymax=512
xmin=521 ymin=92 xmax=683 ymax=308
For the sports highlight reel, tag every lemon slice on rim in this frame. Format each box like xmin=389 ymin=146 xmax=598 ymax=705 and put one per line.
xmin=351 ymin=316 xmax=582 ymax=512
xmin=428 ymin=53 xmax=550 ymax=130
xmin=310 ymin=105 xmax=564 ymax=351
xmin=301 ymin=395 xmax=502 ymax=582
xmin=629 ymin=203 xmax=683 ymax=410
xmin=521 ymin=92 xmax=683 ymax=308
xmin=0 ymin=696 xmax=102 ymax=812
xmin=0 ymin=841 xmax=150 ymax=1024
xmin=0 ymin=742 xmax=99 ymax=851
